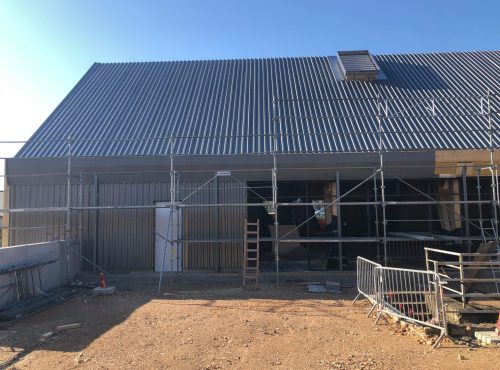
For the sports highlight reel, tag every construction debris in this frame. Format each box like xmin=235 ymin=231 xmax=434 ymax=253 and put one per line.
xmin=307 ymin=281 xmax=341 ymax=293
xmin=74 ymin=352 xmax=90 ymax=364
xmin=475 ymin=331 xmax=500 ymax=346
xmin=0 ymin=260 xmax=58 ymax=307
xmin=0 ymin=287 xmax=78 ymax=322
xmin=39 ymin=331 xmax=54 ymax=341
xmin=92 ymin=286 xmax=116 ymax=295
xmin=68 ymin=279 xmax=98 ymax=289
xmin=57 ymin=323 xmax=80 ymax=331
xmin=75 ymin=352 xmax=84 ymax=364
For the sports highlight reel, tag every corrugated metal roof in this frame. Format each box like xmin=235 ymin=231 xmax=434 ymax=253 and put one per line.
xmin=16 ymin=50 xmax=500 ymax=157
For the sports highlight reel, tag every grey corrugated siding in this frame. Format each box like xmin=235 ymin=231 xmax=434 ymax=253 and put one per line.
xmin=9 ymin=183 xmax=96 ymax=270
xmin=182 ymin=180 xmax=245 ymax=270
xmin=16 ymin=51 xmax=500 ymax=157
xmin=9 ymin=183 xmax=92 ymax=244
xmin=9 ymin=181 xmax=245 ymax=270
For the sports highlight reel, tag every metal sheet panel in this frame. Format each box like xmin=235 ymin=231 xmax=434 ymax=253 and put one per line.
xmin=14 ymin=51 xmax=500 ymax=157
xmin=180 ymin=180 xmax=245 ymax=270
xmin=8 ymin=183 xmax=96 ymax=270
xmin=9 ymin=180 xmax=246 ymax=270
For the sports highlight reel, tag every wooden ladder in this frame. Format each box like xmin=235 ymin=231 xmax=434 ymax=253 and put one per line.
xmin=243 ymin=219 xmax=260 ymax=286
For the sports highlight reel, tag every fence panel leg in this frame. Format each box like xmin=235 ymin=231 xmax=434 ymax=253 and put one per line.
xmin=432 ymin=330 xmax=446 ymax=349
xmin=352 ymin=292 xmax=362 ymax=305
xmin=374 ymin=310 xmax=384 ymax=325
xmin=367 ymin=303 xmax=377 ymax=318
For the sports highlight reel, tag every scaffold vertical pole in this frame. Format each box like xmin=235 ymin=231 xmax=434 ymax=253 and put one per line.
xmin=93 ymin=173 xmax=99 ymax=272
xmin=66 ymin=137 xmax=72 ymax=241
xmin=377 ymin=97 xmax=388 ymax=266
xmin=486 ymin=90 xmax=499 ymax=241
xmin=272 ymin=97 xmax=280 ymax=286
xmin=66 ymin=137 xmax=72 ymax=281
xmin=79 ymin=174 xmax=83 ymax=263
xmin=373 ymin=172 xmax=380 ymax=263
xmin=169 ymin=150 xmax=176 ymax=284
xmin=462 ymin=165 xmax=471 ymax=253
xmin=215 ymin=173 xmax=220 ymax=273
xmin=272 ymin=153 xmax=279 ymax=286
xmin=477 ymin=168 xmax=484 ymax=238
xmin=336 ymin=171 xmax=342 ymax=271
xmin=176 ymin=166 xmax=181 ymax=277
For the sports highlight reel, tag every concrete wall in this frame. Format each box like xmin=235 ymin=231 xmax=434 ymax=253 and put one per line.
xmin=1 ymin=185 xmax=7 ymax=248
xmin=0 ymin=240 xmax=80 ymax=308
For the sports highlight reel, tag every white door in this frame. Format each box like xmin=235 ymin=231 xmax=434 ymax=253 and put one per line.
xmin=155 ymin=202 xmax=182 ymax=272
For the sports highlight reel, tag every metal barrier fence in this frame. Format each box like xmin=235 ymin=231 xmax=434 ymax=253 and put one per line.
xmin=386 ymin=240 xmax=445 ymax=262
xmin=374 ymin=266 xmax=447 ymax=348
xmin=352 ymin=257 xmax=382 ymax=317
xmin=425 ymin=246 xmax=500 ymax=309
xmin=354 ymin=257 xmax=447 ymax=348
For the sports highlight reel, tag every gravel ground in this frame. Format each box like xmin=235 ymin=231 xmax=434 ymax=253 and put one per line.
xmin=0 ymin=271 xmax=498 ymax=369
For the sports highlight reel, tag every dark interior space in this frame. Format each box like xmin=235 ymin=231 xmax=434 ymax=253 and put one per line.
xmin=246 ymin=176 xmax=497 ymax=271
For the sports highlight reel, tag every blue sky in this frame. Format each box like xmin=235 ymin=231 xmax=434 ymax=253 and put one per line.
xmin=0 ymin=0 xmax=499 ymax=152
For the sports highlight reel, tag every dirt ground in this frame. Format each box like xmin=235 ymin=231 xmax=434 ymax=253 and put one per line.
xmin=0 ymin=271 xmax=498 ymax=369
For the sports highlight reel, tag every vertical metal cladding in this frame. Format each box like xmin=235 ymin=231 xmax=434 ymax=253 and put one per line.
xmin=9 ymin=183 xmax=96 ymax=269
xmin=9 ymin=180 xmax=246 ymax=271
xmin=179 ymin=180 xmax=245 ymax=270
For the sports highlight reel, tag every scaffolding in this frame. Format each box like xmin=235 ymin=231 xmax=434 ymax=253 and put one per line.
xmin=1 ymin=92 xmax=499 ymax=293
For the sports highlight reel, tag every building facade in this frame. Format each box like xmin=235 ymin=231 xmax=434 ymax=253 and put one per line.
xmin=4 ymin=50 xmax=500 ymax=271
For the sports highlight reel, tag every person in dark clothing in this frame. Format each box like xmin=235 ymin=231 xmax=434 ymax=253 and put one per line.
xmin=291 ymin=198 xmax=320 ymax=237
xmin=324 ymin=215 xmax=338 ymax=233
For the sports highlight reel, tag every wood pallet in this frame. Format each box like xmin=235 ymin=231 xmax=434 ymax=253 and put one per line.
xmin=243 ymin=219 xmax=259 ymax=286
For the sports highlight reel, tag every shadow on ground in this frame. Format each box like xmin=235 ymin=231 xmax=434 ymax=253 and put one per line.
xmin=0 ymin=270 xmax=357 ymax=367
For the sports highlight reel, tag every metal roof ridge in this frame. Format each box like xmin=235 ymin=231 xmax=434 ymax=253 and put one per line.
xmin=92 ymin=55 xmax=331 ymax=66
xmin=373 ymin=49 xmax=500 ymax=58
xmin=91 ymin=50 xmax=500 ymax=66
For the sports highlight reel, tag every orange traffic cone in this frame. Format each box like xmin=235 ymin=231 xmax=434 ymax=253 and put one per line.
xmin=99 ymin=272 xmax=107 ymax=288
